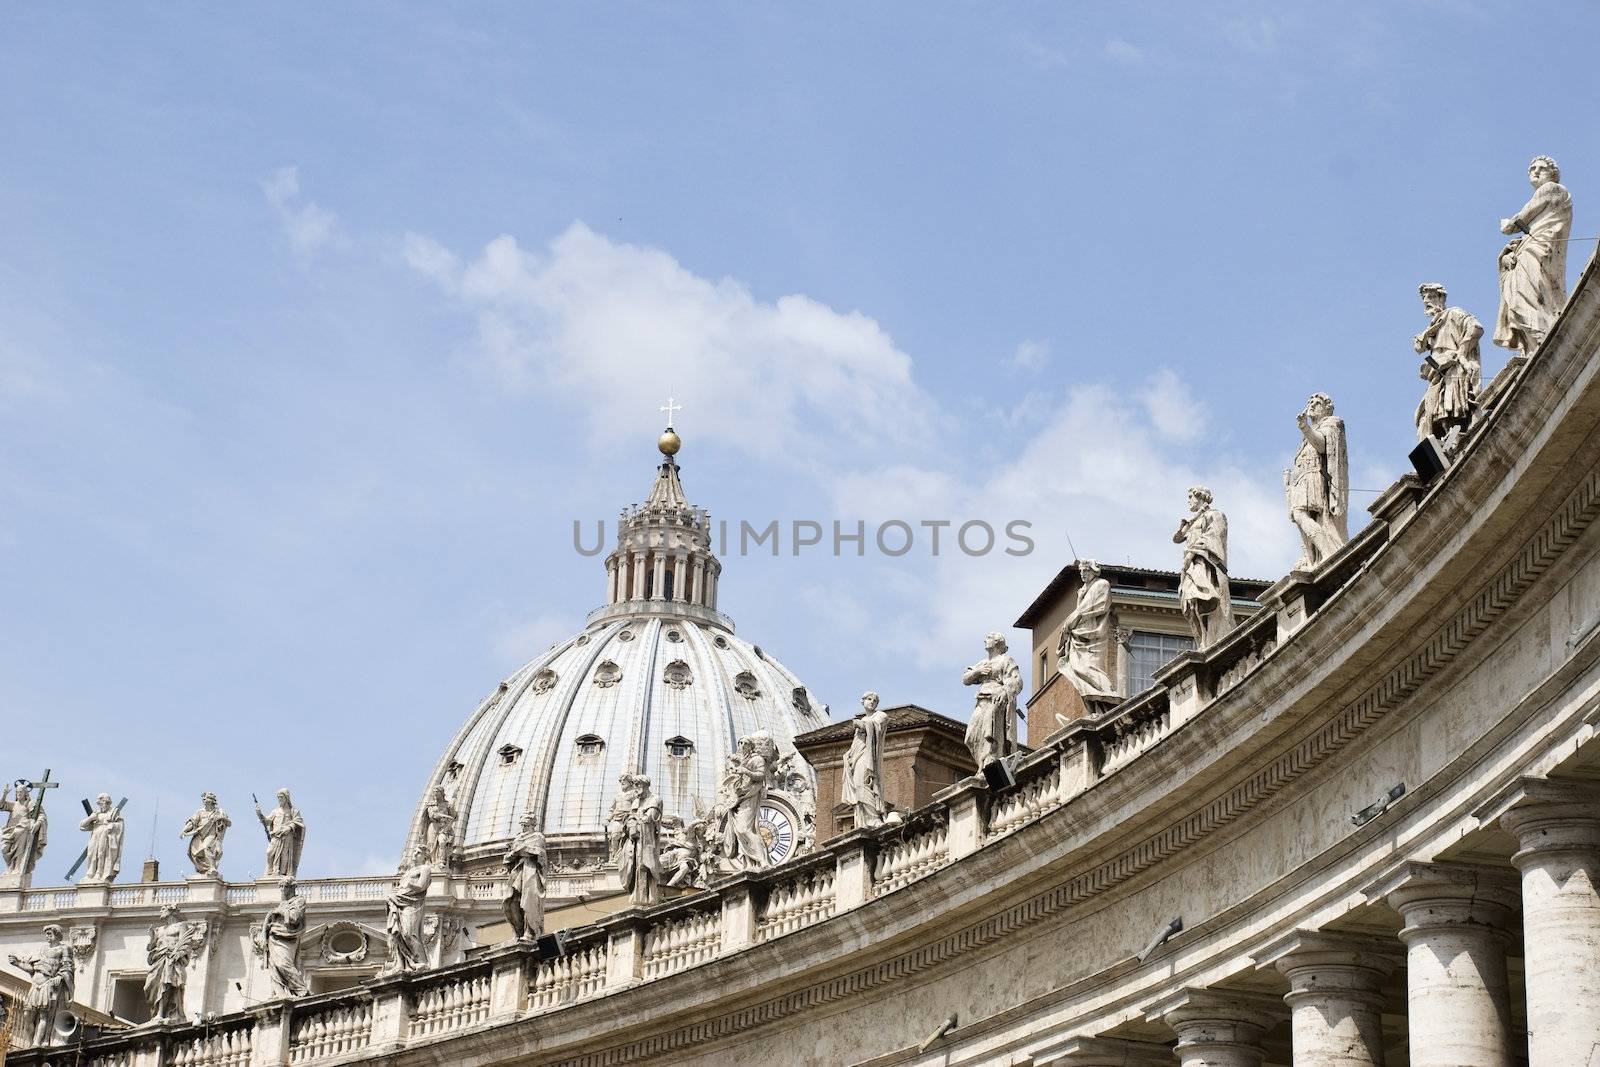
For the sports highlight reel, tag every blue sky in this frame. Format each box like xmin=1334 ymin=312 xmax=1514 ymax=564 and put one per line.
xmin=2 ymin=3 xmax=1595 ymax=878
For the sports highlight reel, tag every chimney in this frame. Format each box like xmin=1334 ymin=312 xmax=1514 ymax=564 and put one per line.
xmin=141 ymin=858 xmax=160 ymax=883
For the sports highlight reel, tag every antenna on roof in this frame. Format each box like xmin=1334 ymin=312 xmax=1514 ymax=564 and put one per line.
xmin=146 ymin=798 xmax=159 ymax=860
xmin=1065 ymin=531 xmax=1079 ymax=563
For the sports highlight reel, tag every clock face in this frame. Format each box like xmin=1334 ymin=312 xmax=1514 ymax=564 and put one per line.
xmin=757 ymin=803 xmax=796 ymax=864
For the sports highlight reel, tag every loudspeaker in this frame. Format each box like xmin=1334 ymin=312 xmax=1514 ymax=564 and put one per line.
xmin=1409 ymin=436 xmax=1448 ymax=482
xmin=981 ymin=759 xmax=1017 ymax=792
xmin=534 ymin=929 xmax=571 ymax=961
xmin=53 ymin=1010 xmax=81 ymax=1041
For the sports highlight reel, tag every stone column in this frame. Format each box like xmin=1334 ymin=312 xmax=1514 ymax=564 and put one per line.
xmin=691 ymin=558 xmax=705 ymax=606
xmin=1487 ymin=778 xmax=1600 ymax=1064
xmin=707 ymin=567 xmax=719 ymax=610
xmin=651 ymin=555 xmax=666 ymax=601
xmin=1149 ymin=988 xmax=1281 ymax=1067
xmin=1258 ymin=930 xmax=1395 ymax=1067
xmin=630 ymin=552 xmax=646 ymax=601
xmin=606 ymin=558 xmax=618 ymax=604
xmin=672 ymin=555 xmax=686 ymax=603
xmin=1370 ymin=862 xmax=1517 ymax=1067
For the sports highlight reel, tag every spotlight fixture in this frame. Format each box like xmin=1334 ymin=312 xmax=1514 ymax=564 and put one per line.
xmin=1351 ymin=782 xmax=1406 ymax=827
xmin=918 ymin=1014 xmax=958 ymax=1053
xmin=1137 ymin=915 xmax=1183 ymax=962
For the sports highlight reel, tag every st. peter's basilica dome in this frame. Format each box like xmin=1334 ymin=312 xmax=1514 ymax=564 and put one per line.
xmin=403 ymin=429 xmax=827 ymax=871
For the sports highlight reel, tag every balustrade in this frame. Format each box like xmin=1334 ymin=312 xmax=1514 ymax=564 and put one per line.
xmin=409 ymin=970 xmax=492 ymax=1038
xmin=169 ymin=1025 xmax=255 ymax=1067
xmin=528 ymin=940 xmax=607 ymax=1009
xmin=871 ymin=818 xmax=949 ymax=896
xmin=756 ymin=867 xmax=836 ymax=940
xmin=641 ymin=908 xmax=720 ymax=978
xmin=288 ymin=1000 xmax=373 ymax=1063
xmin=986 ymin=756 xmax=1063 ymax=839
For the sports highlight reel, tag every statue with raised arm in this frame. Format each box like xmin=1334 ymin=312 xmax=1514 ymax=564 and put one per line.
xmin=382 ymin=847 xmax=433 ymax=974
xmin=0 ymin=781 xmax=47 ymax=885
xmin=841 ymin=691 xmax=890 ymax=829
xmin=1174 ymin=486 xmax=1233 ymax=649
xmin=1285 ymin=394 xmax=1349 ymax=571
xmin=1057 ymin=561 xmax=1118 ymax=712
xmin=1413 ymin=283 xmax=1484 ymax=446
xmin=1496 ymin=155 xmax=1572 ymax=356
xmin=727 ymin=735 xmax=777 ymax=871
xmin=255 ymin=880 xmax=309 ymax=998
xmin=6 ymin=924 xmax=74 ymax=1048
xmin=422 ymin=785 xmax=457 ymax=869
xmin=962 ymin=632 xmax=1023 ymax=767
xmin=144 ymin=905 xmax=205 ymax=1022
xmin=502 ymin=814 xmax=546 ymax=942
xmin=180 ymin=793 xmax=230 ymax=878
xmin=256 ymin=789 xmax=305 ymax=880
xmin=79 ymin=793 xmax=125 ymax=884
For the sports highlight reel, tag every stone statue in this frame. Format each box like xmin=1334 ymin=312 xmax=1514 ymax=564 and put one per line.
xmin=1413 ymin=283 xmax=1484 ymax=446
xmin=502 ymin=814 xmax=546 ymax=942
xmin=77 ymin=793 xmax=125 ymax=885
xmin=6 ymin=924 xmax=75 ymax=1048
xmin=616 ymin=774 xmax=664 ymax=906
xmin=660 ymin=819 xmax=710 ymax=889
xmin=144 ymin=905 xmax=205 ymax=1023
xmin=422 ymin=785 xmax=457 ymax=869
xmin=0 ymin=781 xmax=48 ymax=885
xmin=256 ymin=789 xmax=305 ymax=880
xmin=255 ymin=880 xmax=309 ymax=998
xmin=383 ymin=847 xmax=434 ymax=975
xmin=180 ymin=793 xmax=231 ymax=878
xmin=725 ymin=734 xmax=777 ymax=871
xmin=1173 ymin=486 xmax=1233 ymax=649
xmin=1496 ymin=155 xmax=1572 ymax=356
xmin=962 ymin=633 xmax=1023 ymax=767
xmin=1285 ymin=394 xmax=1349 ymax=570
xmin=841 ymin=691 xmax=889 ymax=829
xmin=605 ymin=775 xmax=641 ymax=865
xmin=1057 ymin=561 xmax=1118 ymax=712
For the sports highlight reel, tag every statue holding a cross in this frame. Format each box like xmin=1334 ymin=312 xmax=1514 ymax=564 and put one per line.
xmin=0 ymin=770 xmax=57 ymax=887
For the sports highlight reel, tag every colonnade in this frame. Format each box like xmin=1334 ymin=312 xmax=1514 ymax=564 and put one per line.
xmin=1052 ymin=777 xmax=1600 ymax=1066
xmin=605 ymin=549 xmax=718 ymax=610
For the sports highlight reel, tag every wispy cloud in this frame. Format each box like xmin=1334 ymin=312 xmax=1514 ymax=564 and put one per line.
xmin=1223 ymin=16 xmax=1281 ymax=54
xmin=1139 ymin=367 xmax=1207 ymax=443
xmin=1104 ymin=38 xmax=1144 ymax=64
xmin=1009 ymin=339 xmax=1050 ymax=372
xmin=262 ymin=166 xmax=344 ymax=258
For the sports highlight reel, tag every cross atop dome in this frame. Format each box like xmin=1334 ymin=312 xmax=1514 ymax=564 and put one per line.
xmin=658 ymin=395 xmax=683 ymax=457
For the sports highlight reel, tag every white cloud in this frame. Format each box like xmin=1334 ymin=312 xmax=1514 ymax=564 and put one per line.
xmin=1009 ymin=339 xmax=1050 ymax=372
xmin=262 ymin=166 xmax=343 ymax=258
xmin=1139 ymin=367 xmax=1208 ymax=443
xmin=1104 ymin=38 xmax=1144 ymax=64
xmin=405 ymin=222 xmax=939 ymax=466
xmin=1223 ymin=17 xmax=1280 ymax=54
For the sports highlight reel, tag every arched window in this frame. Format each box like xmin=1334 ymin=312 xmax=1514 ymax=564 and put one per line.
xmin=664 ymin=736 xmax=695 ymax=758
xmin=498 ymin=744 xmax=523 ymax=766
xmin=574 ymin=734 xmax=605 ymax=757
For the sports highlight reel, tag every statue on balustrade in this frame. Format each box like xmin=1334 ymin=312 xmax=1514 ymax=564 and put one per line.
xmin=422 ymin=785 xmax=457 ymax=869
xmin=1496 ymin=155 xmax=1572 ymax=356
xmin=962 ymin=632 xmax=1023 ymax=768
xmin=724 ymin=734 xmax=778 ymax=871
xmin=1173 ymin=486 xmax=1233 ymax=649
xmin=79 ymin=793 xmax=125 ymax=885
xmin=145 ymin=905 xmax=207 ymax=1023
xmin=616 ymin=774 xmax=664 ymax=906
xmin=1285 ymin=394 xmax=1349 ymax=571
xmin=6 ymin=923 xmax=74 ymax=1048
xmin=256 ymin=788 xmax=306 ymax=880
xmin=1413 ymin=283 xmax=1484 ymax=447
xmin=180 ymin=792 xmax=231 ymax=878
xmin=660 ymin=818 xmax=711 ymax=889
xmin=502 ymin=813 xmax=546 ymax=941
xmin=1057 ymin=560 xmax=1119 ymax=713
xmin=605 ymin=774 xmax=642 ymax=866
xmin=0 ymin=781 xmax=48 ymax=885
xmin=382 ymin=846 xmax=434 ymax=975
xmin=841 ymin=691 xmax=890 ymax=829
xmin=255 ymin=880 xmax=310 ymax=998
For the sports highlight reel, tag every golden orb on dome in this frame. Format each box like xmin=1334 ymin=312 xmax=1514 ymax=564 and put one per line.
xmin=658 ymin=428 xmax=682 ymax=456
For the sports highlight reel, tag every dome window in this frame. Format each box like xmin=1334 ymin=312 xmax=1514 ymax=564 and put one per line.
xmin=498 ymin=744 xmax=523 ymax=766
xmin=734 ymin=671 xmax=761 ymax=700
xmin=617 ymin=628 xmax=635 ymax=642
xmin=665 ymin=628 xmax=683 ymax=643
xmin=664 ymin=736 xmax=695 ymax=758
xmin=663 ymin=659 xmax=693 ymax=690
xmin=531 ymin=668 xmax=558 ymax=694
xmin=792 ymin=687 xmax=812 ymax=715
xmin=593 ymin=660 xmax=623 ymax=688
xmin=574 ymin=734 xmax=605 ymax=758
xmin=575 ymin=633 xmax=590 ymax=647
xmin=713 ymin=635 xmax=729 ymax=650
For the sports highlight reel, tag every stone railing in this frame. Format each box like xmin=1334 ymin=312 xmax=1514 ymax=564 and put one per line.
xmin=871 ymin=814 xmax=950 ymax=896
xmin=756 ymin=865 xmax=836 ymax=941
xmin=641 ymin=904 xmax=721 ymax=979
xmin=409 ymin=965 xmax=491 ymax=1038
xmin=4 ymin=521 xmax=1398 ymax=1067
xmin=288 ymin=999 xmax=373 ymax=1063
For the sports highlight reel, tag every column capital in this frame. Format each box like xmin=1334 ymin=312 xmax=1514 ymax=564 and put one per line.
xmin=1367 ymin=861 xmax=1520 ymax=940
xmin=1476 ymin=776 xmax=1600 ymax=860
xmin=1145 ymin=987 xmax=1282 ymax=1052
xmin=1254 ymin=929 xmax=1398 ymax=1008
